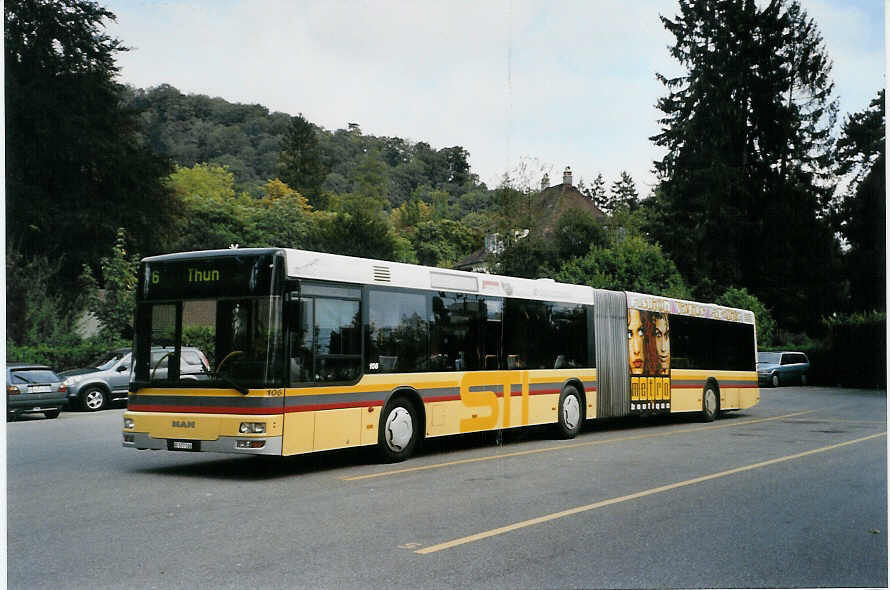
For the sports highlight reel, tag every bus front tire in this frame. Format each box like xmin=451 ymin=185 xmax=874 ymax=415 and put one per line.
xmin=556 ymin=386 xmax=583 ymax=439
xmin=701 ymin=383 xmax=719 ymax=422
xmin=378 ymin=398 xmax=419 ymax=462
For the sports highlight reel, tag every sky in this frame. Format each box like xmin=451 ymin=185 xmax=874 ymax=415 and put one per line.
xmin=103 ymin=0 xmax=885 ymax=195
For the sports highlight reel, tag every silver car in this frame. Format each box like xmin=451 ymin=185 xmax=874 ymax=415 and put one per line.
xmin=757 ymin=351 xmax=810 ymax=387
xmin=61 ymin=347 xmax=209 ymax=411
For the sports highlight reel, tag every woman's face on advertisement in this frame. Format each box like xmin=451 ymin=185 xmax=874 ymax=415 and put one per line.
xmin=627 ymin=310 xmax=644 ymax=375
xmin=654 ymin=316 xmax=670 ymax=374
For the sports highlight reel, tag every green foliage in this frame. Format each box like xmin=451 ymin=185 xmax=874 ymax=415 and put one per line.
xmin=589 ymin=173 xmax=608 ymax=211
xmin=6 ymin=245 xmax=81 ymax=347
xmin=555 ymin=234 xmax=690 ymax=298
xmin=716 ymin=287 xmax=775 ymax=347
xmin=248 ymin=179 xmax=316 ymax=249
xmin=818 ymin=312 xmax=885 ymax=388
xmin=7 ymin=336 xmax=129 ymax=371
xmin=315 ymin=195 xmax=410 ymax=262
xmin=166 ymin=163 xmax=254 ymax=250
xmin=80 ymin=228 xmax=139 ymax=340
xmin=412 ymin=219 xmax=480 ymax=268
xmin=278 ymin=113 xmax=327 ymax=206
xmin=553 ymin=209 xmax=609 ymax=261
xmin=834 ymin=89 xmax=885 ymax=312
xmin=606 ymin=171 xmax=640 ymax=214
xmin=6 ymin=0 xmax=175 ymax=284
xmin=498 ymin=235 xmax=557 ymax=279
xmin=125 ymin=84 xmax=291 ymax=193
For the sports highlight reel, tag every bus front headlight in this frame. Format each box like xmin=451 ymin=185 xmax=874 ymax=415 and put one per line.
xmin=239 ymin=422 xmax=266 ymax=434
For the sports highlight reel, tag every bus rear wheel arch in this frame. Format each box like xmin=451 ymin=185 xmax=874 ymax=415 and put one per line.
xmin=378 ymin=394 xmax=422 ymax=462
xmin=701 ymin=380 xmax=720 ymax=422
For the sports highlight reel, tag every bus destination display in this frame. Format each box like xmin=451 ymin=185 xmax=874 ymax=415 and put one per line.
xmin=140 ymin=253 xmax=279 ymax=300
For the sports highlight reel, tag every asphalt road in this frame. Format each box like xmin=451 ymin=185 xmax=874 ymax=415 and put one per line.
xmin=6 ymin=386 xmax=887 ymax=589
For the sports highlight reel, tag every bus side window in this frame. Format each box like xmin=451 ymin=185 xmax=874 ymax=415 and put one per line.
xmin=287 ymin=298 xmax=314 ymax=385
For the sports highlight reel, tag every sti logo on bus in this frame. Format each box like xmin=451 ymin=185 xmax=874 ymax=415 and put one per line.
xmin=172 ymin=420 xmax=196 ymax=428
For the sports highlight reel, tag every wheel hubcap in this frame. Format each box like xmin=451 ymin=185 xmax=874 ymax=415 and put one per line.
xmin=563 ymin=394 xmax=580 ymax=430
xmin=704 ymin=389 xmax=716 ymax=415
xmin=86 ymin=391 xmax=103 ymax=410
xmin=384 ymin=407 xmax=413 ymax=451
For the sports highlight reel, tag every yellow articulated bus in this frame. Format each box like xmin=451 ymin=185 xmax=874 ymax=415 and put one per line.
xmin=122 ymin=248 xmax=759 ymax=461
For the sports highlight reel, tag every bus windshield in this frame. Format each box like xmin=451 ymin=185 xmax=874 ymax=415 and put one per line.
xmin=133 ymin=296 xmax=284 ymax=390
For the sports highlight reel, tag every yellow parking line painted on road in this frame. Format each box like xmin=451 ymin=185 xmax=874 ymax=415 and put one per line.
xmin=342 ymin=410 xmax=820 ymax=482
xmin=415 ymin=431 xmax=887 ymax=555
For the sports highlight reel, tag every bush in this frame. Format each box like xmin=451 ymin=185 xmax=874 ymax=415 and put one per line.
xmin=823 ymin=312 xmax=886 ymax=389
xmin=7 ymin=337 xmax=129 ymax=372
xmin=768 ymin=311 xmax=887 ymax=389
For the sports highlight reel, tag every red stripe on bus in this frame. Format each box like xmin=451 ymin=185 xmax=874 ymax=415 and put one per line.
xmin=284 ymin=400 xmax=385 ymax=413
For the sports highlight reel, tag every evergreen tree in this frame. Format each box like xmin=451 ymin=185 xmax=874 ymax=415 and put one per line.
xmin=649 ymin=0 xmax=840 ymax=330
xmin=590 ymin=173 xmax=608 ymax=211
xmin=608 ymin=171 xmax=640 ymax=213
xmin=279 ymin=113 xmax=327 ymax=207
xmin=835 ymin=89 xmax=885 ymax=312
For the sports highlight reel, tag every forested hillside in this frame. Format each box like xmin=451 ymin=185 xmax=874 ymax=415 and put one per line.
xmin=124 ymin=84 xmax=490 ymax=207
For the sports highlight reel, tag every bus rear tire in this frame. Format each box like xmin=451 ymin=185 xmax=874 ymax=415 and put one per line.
xmin=378 ymin=398 xmax=419 ymax=462
xmin=701 ymin=383 xmax=719 ymax=422
xmin=556 ymin=386 xmax=583 ymax=439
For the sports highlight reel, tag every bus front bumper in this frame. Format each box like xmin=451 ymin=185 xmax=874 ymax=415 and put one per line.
xmin=122 ymin=431 xmax=283 ymax=455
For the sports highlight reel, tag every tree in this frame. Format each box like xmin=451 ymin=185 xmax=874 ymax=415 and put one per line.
xmin=80 ymin=228 xmax=139 ymax=341
xmin=589 ymin=173 xmax=608 ymax=211
xmin=649 ymin=0 xmax=840 ymax=331
xmin=411 ymin=219 xmax=480 ymax=268
xmin=608 ymin=171 xmax=640 ymax=213
xmin=249 ymin=179 xmax=316 ymax=249
xmin=6 ymin=244 xmax=80 ymax=346
xmin=316 ymin=194 xmax=414 ymax=262
xmin=166 ymin=163 xmax=254 ymax=251
xmin=5 ymin=0 xmax=175 ymax=279
xmin=553 ymin=209 xmax=609 ymax=261
xmin=834 ymin=89 xmax=885 ymax=311
xmin=555 ymin=234 xmax=689 ymax=298
xmin=279 ymin=113 xmax=327 ymax=207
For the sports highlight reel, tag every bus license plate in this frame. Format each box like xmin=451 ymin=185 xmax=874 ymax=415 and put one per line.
xmin=168 ymin=440 xmax=200 ymax=452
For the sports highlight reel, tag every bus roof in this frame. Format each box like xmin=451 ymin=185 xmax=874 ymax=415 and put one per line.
xmin=140 ymin=248 xmax=755 ymax=323
xmin=281 ymin=248 xmax=595 ymax=306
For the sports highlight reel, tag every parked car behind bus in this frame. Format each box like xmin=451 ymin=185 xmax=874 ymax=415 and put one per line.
xmin=7 ymin=363 xmax=68 ymax=420
xmin=61 ymin=347 xmax=210 ymax=411
xmin=757 ymin=351 xmax=810 ymax=387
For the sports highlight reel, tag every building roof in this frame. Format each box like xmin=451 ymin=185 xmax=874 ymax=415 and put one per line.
xmin=535 ymin=182 xmax=606 ymax=235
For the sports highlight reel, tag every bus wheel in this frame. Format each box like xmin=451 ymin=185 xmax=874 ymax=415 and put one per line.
xmin=701 ymin=383 xmax=719 ymax=422
xmin=556 ymin=386 xmax=583 ymax=439
xmin=379 ymin=398 xmax=418 ymax=462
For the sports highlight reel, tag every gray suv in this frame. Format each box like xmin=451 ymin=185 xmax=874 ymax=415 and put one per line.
xmin=61 ymin=347 xmax=209 ymax=411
